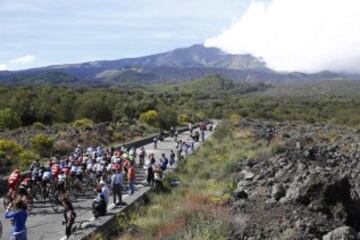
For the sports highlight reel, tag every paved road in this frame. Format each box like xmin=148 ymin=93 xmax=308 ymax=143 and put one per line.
xmin=0 ymin=126 xmax=214 ymax=240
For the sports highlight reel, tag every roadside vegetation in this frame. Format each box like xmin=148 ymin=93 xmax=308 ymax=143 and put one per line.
xmin=113 ymin=122 xmax=270 ymax=240
xmin=2 ymin=75 xmax=360 ymax=172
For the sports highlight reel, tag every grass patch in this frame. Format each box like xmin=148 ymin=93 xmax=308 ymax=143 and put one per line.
xmin=117 ymin=123 xmax=270 ymax=240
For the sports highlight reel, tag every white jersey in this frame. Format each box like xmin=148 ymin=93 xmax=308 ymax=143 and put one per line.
xmin=76 ymin=166 xmax=83 ymax=174
xmin=96 ymin=164 xmax=104 ymax=173
xmin=70 ymin=165 xmax=77 ymax=173
xmin=42 ymin=171 xmax=51 ymax=181
xmin=86 ymin=163 xmax=93 ymax=171
xmin=106 ymin=164 xmax=112 ymax=172
xmin=58 ymin=174 xmax=66 ymax=183
xmin=129 ymin=149 xmax=135 ymax=156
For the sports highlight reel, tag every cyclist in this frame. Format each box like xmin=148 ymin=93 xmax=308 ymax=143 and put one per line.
xmin=30 ymin=160 xmax=40 ymax=171
xmin=18 ymin=174 xmax=32 ymax=201
xmin=51 ymin=163 xmax=61 ymax=179
xmin=58 ymin=171 xmax=67 ymax=193
xmin=42 ymin=168 xmax=52 ymax=198
xmin=61 ymin=193 xmax=76 ymax=238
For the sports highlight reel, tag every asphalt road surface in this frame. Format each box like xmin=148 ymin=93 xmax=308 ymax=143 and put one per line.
xmin=0 ymin=125 xmax=214 ymax=240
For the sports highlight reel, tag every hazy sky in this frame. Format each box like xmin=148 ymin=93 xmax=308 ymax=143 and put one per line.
xmin=0 ymin=0 xmax=251 ymax=70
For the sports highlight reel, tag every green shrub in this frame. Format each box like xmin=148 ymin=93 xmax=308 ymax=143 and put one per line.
xmin=30 ymin=134 xmax=54 ymax=157
xmin=0 ymin=139 xmax=23 ymax=157
xmin=178 ymin=114 xmax=191 ymax=125
xmin=73 ymin=118 xmax=94 ymax=129
xmin=228 ymin=113 xmax=241 ymax=124
xmin=0 ymin=108 xmax=21 ymax=130
xmin=19 ymin=150 xmax=39 ymax=169
xmin=139 ymin=110 xmax=159 ymax=126
xmin=32 ymin=122 xmax=46 ymax=130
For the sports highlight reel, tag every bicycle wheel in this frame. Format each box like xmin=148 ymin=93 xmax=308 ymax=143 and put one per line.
xmin=50 ymin=190 xmax=61 ymax=213
xmin=26 ymin=195 xmax=34 ymax=212
xmin=32 ymin=184 xmax=43 ymax=202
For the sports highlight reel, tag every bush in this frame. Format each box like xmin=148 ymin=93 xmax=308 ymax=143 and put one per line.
xmin=0 ymin=108 xmax=21 ymax=130
xmin=73 ymin=118 xmax=94 ymax=129
xmin=0 ymin=139 xmax=23 ymax=157
xmin=19 ymin=150 xmax=39 ymax=169
xmin=32 ymin=122 xmax=46 ymax=130
xmin=228 ymin=113 xmax=241 ymax=124
xmin=139 ymin=110 xmax=159 ymax=126
xmin=0 ymin=139 xmax=23 ymax=170
xmin=195 ymin=112 xmax=206 ymax=121
xmin=178 ymin=114 xmax=191 ymax=125
xmin=30 ymin=134 xmax=54 ymax=157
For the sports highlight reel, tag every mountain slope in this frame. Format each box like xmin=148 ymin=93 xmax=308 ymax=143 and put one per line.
xmin=0 ymin=44 xmax=352 ymax=85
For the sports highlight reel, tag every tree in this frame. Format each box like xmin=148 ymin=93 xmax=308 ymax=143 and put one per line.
xmin=158 ymin=107 xmax=177 ymax=130
xmin=0 ymin=108 xmax=21 ymax=130
xmin=139 ymin=110 xmax=159 ymax=126
xmin=77 ymin=97 xmax=112 ymax=123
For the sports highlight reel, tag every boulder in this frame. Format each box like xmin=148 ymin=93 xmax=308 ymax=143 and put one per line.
xmin=272 ymin=183 xmax=286 ymax=201
xmin=234 ymin=187 xmax=248 ymax=200
xmin=241 ymin=170 xmax=255 ymax=181
xmin=322 ymin=226 xmax=357 ymax=240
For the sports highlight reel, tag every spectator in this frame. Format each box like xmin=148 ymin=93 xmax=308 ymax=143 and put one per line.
xmin=161 ymin=153 xmax=169 ymax=171
xmin=99 ymin=180 xmax=109 ymax=206
xmin=154 ymin=164 xmax=164 ymax=192
xmin=170 ymin=150 xmax=176 ymax=165
xmin=92 ymin=186 xmax=106 ymax=218
xmin=4 ymin=199 xmax=28 ymax=240
xmin=111 ymin=168 xmax=125 ymax=206
xmin=147 ymin=162 xmax=154 ymax=186
xmin=200 ymin=124 xmax=206 ymax=142
xmin=128 ymin=164 xmax=136 ymax=195
xmin=153 ymin=137 xmax=158 ymax=149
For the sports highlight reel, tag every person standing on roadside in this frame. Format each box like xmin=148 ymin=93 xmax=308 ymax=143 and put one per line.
xmin=4 ymin=199 xmax=28 ymax=240
xmin=111 ymin=168 xmax=125 ymax=206
xmin=147 ymin=161 xmax=154 ymax=186
xmin=200 ymin=124 xmax=206 ymax=142
xmin=128 ymin=164 xmax=136 ymax=195
xmin=170 ymin=150 xmax=176 ymax=165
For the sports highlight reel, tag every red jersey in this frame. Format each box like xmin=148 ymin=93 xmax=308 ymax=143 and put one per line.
xmin=21 ymin=177 xmax=31 ymax=187
xmin=51 ymin=164 xmax=61 ymax=176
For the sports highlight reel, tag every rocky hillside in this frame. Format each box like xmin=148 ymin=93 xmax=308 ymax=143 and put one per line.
xmin=230 ymin=119 xmax=360 ymax=239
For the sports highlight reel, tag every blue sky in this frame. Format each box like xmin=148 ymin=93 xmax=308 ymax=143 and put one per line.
xmin=0 ymin=0 xmax=251 ymax=70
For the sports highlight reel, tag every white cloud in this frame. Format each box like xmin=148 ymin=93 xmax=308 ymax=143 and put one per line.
xmin=205 ymin=0 xmax=360 ymax=73
xmin=9 ymin=55 xmax=35 ymax=65
xmin=0 ymin=64 xmax=8 ymax=71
